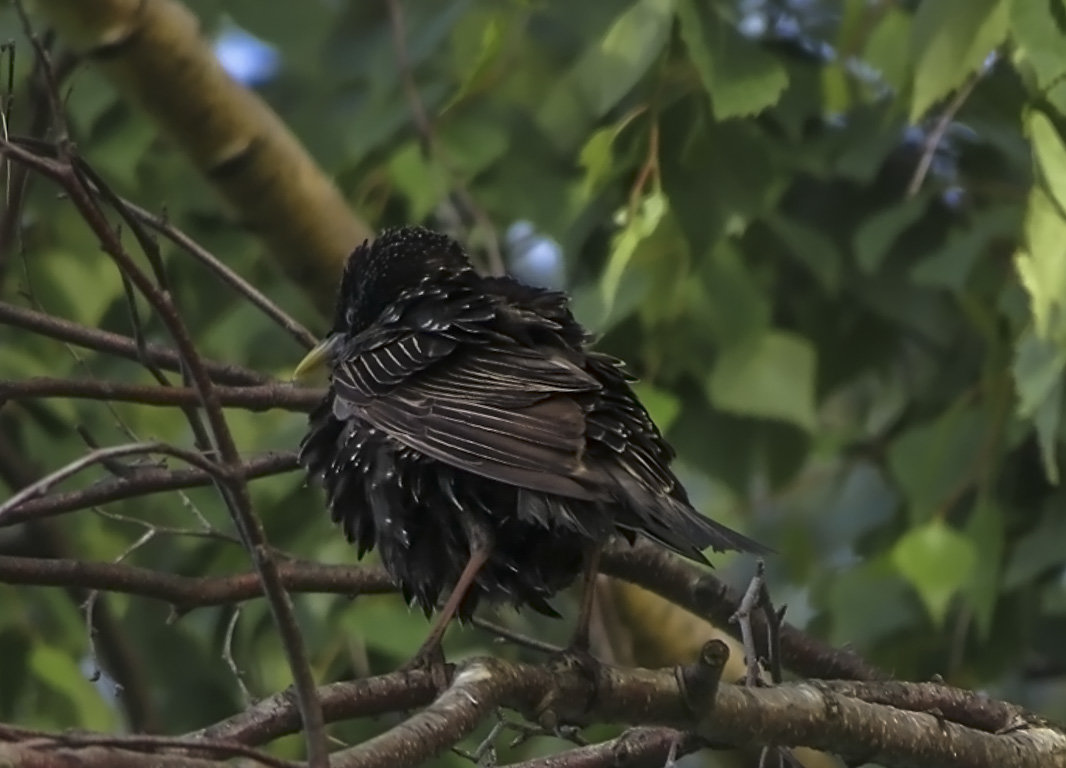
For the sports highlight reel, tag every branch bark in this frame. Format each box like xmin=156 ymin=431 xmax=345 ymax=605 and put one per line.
xmin=0 ymin=555 xmax=395 ymax=613
xmin=33 ymin=0 xmax=371 ymax=301
xmin=0 ymin=377 xmax=323 ymax=412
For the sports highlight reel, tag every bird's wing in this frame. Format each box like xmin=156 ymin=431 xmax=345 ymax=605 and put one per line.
xmin=331 ymin=323 xmax=604 ymax=500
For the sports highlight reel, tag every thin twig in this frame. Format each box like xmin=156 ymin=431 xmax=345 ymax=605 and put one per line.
xmin=384 ymin=0 xmax=504 ymax=275
xmin=730 ymin=560 xmax=767 ymax=688
xmin=1 ymin=97 xmax=328 ymax=762
xmin=471 ymin=616 xmax=565 ymax=655
xmin=222 ymin=606 xmax=257 ymax=705
xmin=73 ymin=163 xmax=319 ymax=351
xmin=906 ymin=73 xmax=980 ymax=197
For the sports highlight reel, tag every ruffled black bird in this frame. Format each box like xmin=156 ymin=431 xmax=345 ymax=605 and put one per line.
xmin=297 ymin=226 xmax=767 ymax=663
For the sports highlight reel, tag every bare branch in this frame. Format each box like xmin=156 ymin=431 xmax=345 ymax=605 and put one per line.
xmin=0 ymin=377 xmax=323 ymax=412
xmin=100 ymin=182 xmax=320 ymax=351
xmin=0 ymin=724 xmax=297 ymax=768
xmin=0 ymin=300 xmax=267 ymax=386
xmin=0 ymin=451 xmax=298 ymax=528
xmin=2 ymin=112 xmax=327 ymax=761
xmin=0 ymin=555 xmax=395 ymax=613
xmin=0 ymin=441 xmax=228 ymax=519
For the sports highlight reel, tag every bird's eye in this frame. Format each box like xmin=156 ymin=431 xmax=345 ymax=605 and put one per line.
xmin=345 ymin=306 xmax=358 ymax=328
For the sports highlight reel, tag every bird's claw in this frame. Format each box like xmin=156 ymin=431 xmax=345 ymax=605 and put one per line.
xmin=399 ymin=641 xmax=451 ymax=690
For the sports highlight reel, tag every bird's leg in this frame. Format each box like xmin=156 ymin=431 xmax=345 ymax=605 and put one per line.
xmin=405 ymin=521 xmax=493 ymax=686
xmin=568 ymin=543 xmax=603 ymax=653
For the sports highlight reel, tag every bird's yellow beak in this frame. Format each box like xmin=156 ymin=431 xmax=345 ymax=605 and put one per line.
xmin=293 ymin=335 xmax=340 ymax=381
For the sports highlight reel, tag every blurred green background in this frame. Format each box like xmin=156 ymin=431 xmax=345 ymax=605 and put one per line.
xmin=2 ymin=0 xmax=1066 ymax=765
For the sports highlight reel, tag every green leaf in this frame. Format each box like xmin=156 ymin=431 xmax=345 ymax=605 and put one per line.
xmin=601 ymin=191 xmax=668 ymax=322
xmin=887 ymin=407 xmax=985 ymax=522
xmin=909 ymin=0 xmax=1009 ymax=121
xmin=35 ymin=249 xmax=123 ymax=328
xmin=1014 ymin=328 xmax=1066 ymax=482
xmin=691 ymin=240 xmax=771 ymax=346
xmin=574 ymin=110 xmax=643 ymax=203
xmin=388 ymin=143 xmax=450 ymax=221
xmin=1004 ymin=508 xmax=1066 ymax=589
xmin=965 ymin=498 xmax=1003 ymax=639
xmin=29 ymin=645 xmax=116 ymax=731
xmin=864 ymin=6 xmax=912 ymax=93
xmin=1028 ymin=110 xmax=1066 ymax=215
xmin=853 ymin=192 xmax=931 ymax=273
xmin=1015 ymin=188 xmax=1066 ymax=339
xmin=676 ymin=0 xmax=788 ymax=119
xmin=892 ymin=519 xmax=977 ymax=627
xmin=765 ymin=214 xmax=842 ymax=293
xmin=538 ymin=0 xmax=675 ymax=148
xmin=1010 ymin=0 xmax=1066 ymax=91
xmin=825 ymin=556 xmax=917 ymax=647
xmin=708 ymin=331 xmax=818 ymax=432
xmin=911 ymin=203 xmax=1023 ymax=290
xmin=445 ymin=11 xmax=505 ymax=110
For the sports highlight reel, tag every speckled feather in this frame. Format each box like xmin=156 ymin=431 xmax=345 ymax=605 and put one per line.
xmin=299 ymin=226 xmax=766 ymax=620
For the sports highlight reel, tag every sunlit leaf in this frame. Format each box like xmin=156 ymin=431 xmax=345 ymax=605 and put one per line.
xmin=909 ymin=0 xmax=1009 ymax=121
xmin=601 ymin=191 xmax=667 ymax=323
xmin=1010 ymin=0 xmax=1066 ymax=91
xmin=1015 ymin=188 xmax=1066 ymax=340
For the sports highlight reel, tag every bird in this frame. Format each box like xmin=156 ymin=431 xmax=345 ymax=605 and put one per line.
xmin=296 ymin=225 xmax=768 ymax=666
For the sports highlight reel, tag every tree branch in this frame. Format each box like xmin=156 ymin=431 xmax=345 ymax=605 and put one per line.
xmin=0 ymin=377 xmax=323 ymax=412
xmin=201 ymin=655 xmax=1066 ymax=768
xmin=0 ymin=555 xmax=395 ymax=613
xmin=0 ymin=451 xmax=298 ymax=528
xmin=0 ymin=300 xmax=267 ymax=386
xmin=1 ymin=120 xmax=329 ymax=763
xmin=504 ymin=727 xmax=698 ymax=768
xmin=601 ymin=541 xmax=887 ymax=682
xmin=33 ymin=0 xmax=371 ymax=301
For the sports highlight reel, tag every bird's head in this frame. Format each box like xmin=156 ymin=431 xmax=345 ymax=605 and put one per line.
xmin=294 ymin=226 xmax=473 ymax=379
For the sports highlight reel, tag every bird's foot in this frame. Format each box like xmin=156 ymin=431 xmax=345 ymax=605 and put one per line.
xmin=532 ymin=644 xmax=601 ymax=731
xmin=399 ymin=640 xmax=451 ymax=691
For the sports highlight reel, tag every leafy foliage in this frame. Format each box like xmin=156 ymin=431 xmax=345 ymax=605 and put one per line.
xmin=4 ymin=0 xmax=1066 ymax=762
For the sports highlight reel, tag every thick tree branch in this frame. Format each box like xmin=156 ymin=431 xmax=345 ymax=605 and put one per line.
xmin=7 ymin=652 xmax=1062 ymax=768
xmin=33 ymin=0 xmax=371 ymax=301
xmin=203 ymin=656 xmax=1066 ymax=768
